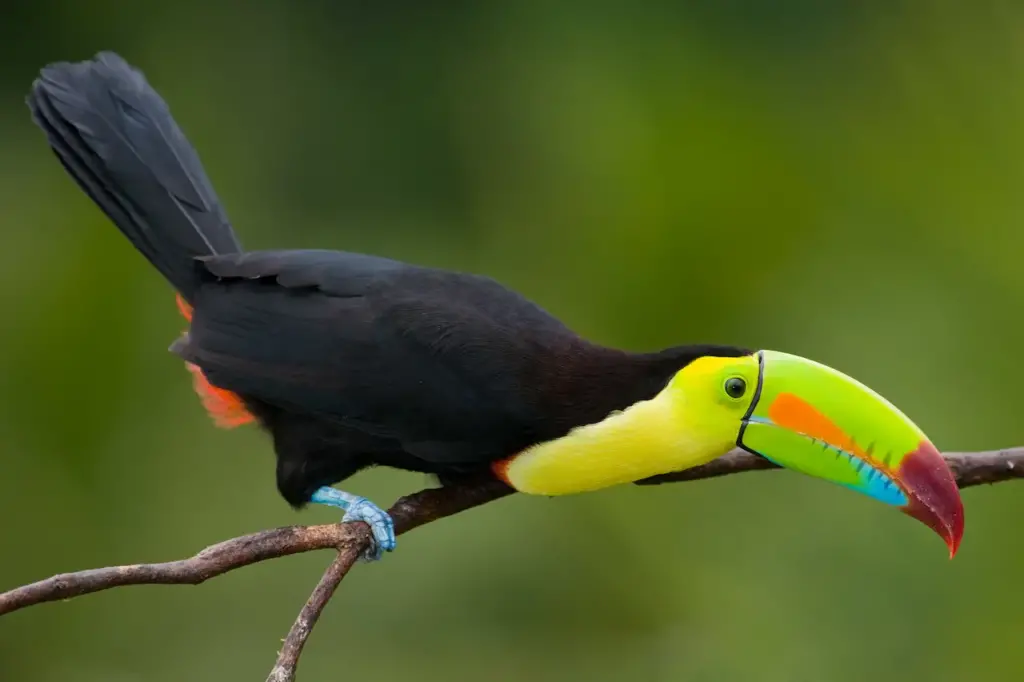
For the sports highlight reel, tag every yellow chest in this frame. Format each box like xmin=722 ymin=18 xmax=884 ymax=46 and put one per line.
xmin=497 ymin=395 xmax=729 ymax=495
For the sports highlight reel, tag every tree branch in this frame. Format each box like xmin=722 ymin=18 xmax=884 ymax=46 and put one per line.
xmin=0 ymin=475 xmax=512 ymax=617
xmin=267 ymin=548 xmax=362 ymax=682
xmin=2 ymin=448 xmax=1022 ymax=681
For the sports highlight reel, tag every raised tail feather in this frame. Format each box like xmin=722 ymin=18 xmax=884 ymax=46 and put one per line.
xmin=30 ymin=52 xmax=254 ymax=429
xmin=26 ymin=51 xmax=242 ymax=302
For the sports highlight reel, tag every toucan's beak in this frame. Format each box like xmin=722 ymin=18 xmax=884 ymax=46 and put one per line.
xmin=737 ymin=350 xmax=964 ymax=557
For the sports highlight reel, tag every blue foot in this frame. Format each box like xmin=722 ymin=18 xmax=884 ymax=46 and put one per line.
xmin=310 ymin=487 xmax=396 ymax=562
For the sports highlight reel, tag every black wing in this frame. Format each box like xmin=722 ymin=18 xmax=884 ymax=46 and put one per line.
xmin=175 ymin=249 xmax=586 ymax=463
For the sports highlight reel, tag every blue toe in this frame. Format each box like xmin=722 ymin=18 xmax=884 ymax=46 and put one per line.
xmin=342 ymin=498 xmax=397 ymax=562
xmin=309 ymin=486 xmax=396 ymax=562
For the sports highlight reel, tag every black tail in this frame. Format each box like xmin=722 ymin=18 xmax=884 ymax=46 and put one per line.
xmin=26 ymin=51 xmax=242 ymax=301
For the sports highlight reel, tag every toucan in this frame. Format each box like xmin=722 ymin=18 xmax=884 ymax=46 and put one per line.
xmin=26 ymin=52 xmax=964 ymax=561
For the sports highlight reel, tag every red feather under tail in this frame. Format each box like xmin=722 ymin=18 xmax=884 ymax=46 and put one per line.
xmin=175 ymin=293 xmax=255 ymax=428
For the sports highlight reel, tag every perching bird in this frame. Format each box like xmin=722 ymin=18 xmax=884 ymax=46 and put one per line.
xmin=26 ymin=52 xmax=964 ymax=561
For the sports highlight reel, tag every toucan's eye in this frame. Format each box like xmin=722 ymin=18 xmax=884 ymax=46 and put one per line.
xmin=724 ymin=377 xmax=747 ymax=399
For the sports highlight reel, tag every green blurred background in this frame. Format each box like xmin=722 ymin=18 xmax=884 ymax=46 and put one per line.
xmin=2 ymin=1 xmax=1024 ymax=680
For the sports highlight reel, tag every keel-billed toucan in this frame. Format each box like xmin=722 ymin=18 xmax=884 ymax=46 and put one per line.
xmin=26 ymin=52 xmax=964 ymax=561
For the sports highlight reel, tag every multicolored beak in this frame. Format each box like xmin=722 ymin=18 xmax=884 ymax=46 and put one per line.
xmin=738 ymin=350 xmax=964 ymax=557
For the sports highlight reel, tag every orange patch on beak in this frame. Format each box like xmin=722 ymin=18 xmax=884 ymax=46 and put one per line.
xmin=767 ymin=392 xmax=879 ymax=467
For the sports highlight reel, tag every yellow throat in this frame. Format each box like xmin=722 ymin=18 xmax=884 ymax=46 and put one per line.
xmin=494 ymin=358 xmax=741 ymax=495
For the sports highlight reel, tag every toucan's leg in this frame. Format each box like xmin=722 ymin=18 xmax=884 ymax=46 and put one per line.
xmin=310 ymin=487 xmax=396 ymax=562
xmin=270 ymin=425 xmax=395 ymax=562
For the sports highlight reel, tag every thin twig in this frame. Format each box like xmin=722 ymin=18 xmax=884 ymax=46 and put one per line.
xmin=1 ymin=448 xmax=1022 ymax=682
xmin=267 ymin=548 xmax=362 ymax=682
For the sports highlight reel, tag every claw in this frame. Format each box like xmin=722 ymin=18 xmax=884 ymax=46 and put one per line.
xmin=309 ymin=486 xmax=396 ymax=562
xmin=343 ymin=498 xmax=397 ymax=562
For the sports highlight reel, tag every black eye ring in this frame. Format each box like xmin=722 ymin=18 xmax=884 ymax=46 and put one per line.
xmin=724 ymin=377 xmax=747 ymax=399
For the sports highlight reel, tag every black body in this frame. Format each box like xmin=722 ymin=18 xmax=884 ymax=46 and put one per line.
xmin=28 ymin=52 xmax=748 ymax=506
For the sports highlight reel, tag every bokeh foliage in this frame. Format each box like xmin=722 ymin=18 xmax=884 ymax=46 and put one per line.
xmin=2 ymin=2 xmax=1024 ymax=680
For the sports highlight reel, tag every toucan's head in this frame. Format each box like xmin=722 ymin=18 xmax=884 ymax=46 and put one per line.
xmin=669 ymin=350 xmax=964 ymax=557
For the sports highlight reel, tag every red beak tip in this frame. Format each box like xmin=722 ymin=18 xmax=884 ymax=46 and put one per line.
xmin=947 ymin=536 xmax=960 ymax=559
xmin=898 ymin=440 xmax=965 ymax=559
xmin=946 ymin=515 xmax=965 ymax=559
